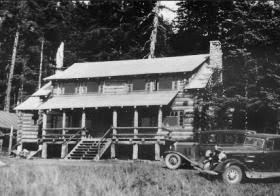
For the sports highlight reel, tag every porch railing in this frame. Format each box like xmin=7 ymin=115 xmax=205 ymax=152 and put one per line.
xmin=112 ymin=126 xmax=172 ymax=140
xmin=96 ymin=126 xmax=173 ymax=158
xmin=42 ymin=127 xmax=87 ymax=141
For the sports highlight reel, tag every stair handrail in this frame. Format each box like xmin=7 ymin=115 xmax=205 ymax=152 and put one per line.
xmin=97 ymin=127 xmax=113 ymax=158
xmin=61 ymin=127 xmax=87 ymax=146
xmin=10 ymin=138 xmax=22 ymax=153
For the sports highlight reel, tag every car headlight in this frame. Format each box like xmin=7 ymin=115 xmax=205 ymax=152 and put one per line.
xmin=218 ymin=151 xmax=227 ymax=161
xmin=205 ymin=150 xmax=212 ymax=157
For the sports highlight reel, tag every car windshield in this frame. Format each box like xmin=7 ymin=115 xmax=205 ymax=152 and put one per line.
xmin=244 ymin=137 xmax=265 ymax=149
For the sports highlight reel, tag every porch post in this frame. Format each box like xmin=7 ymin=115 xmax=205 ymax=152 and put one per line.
xmin=111 ymin=109 xmax=117 ymax=159
xmin=16 ymin=112 xmax=23 ymax=153
xmin=158 ymin=105 xmax=163 ymax=133
xmin=155 ymin=105 xmax=163 ymax=161
xmin=155 ymin=142 xmax=160 ymax=161
xmin=42 ymin=111 xmax=47 ymax=159
xmin=81 ymin=109 xmax=86 ymax=138
xmin=61 ymin=110 xmax=68 ymax=158
xmin=133 ymin=107 xmax=138 ymax=160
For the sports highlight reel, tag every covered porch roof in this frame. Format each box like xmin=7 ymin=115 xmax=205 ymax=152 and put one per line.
xmin=0 ymin=111 xmax=18 ymax=130
xmin=38 ymin=91 xmax=178 ymax=110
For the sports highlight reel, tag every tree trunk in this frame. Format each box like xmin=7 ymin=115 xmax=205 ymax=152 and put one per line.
xmin=148 ymin=1 xmax=160 ymax=59
xmin=4 ymin=30 xmax=19 ymax=112
xmin=38 ymin=38 xmax=44 ymax=89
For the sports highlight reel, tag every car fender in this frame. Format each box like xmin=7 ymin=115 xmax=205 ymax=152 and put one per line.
xmin=164 ymin=151 xmax=200 ymax=167
xmin=214 ymin=159 xmax=249 ymax=173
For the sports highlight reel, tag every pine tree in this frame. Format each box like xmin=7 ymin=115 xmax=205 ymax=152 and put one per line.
xmin=173 ymin=0 xmax=280 ymax=132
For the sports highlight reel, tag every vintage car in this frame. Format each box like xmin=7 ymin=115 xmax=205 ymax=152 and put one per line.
xmin=165 ymin=132 xmax=280 ymax=184
xmin=164 ymin=129 xmax=255 ymax=169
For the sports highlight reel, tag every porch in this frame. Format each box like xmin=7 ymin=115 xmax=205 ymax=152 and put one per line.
xmin=41 ymin=106 xmax=173 ymax=160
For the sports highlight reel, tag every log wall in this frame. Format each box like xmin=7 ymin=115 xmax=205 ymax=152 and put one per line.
xmin=17 ymin=112 xmax=38 ymax=143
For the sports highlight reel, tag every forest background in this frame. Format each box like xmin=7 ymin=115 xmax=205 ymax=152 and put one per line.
xmin=0 ymin=0 xmax=280 ymax=133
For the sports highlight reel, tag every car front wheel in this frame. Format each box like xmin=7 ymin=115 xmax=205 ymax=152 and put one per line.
xmin=165 ymin=153 xmax=182 ymax=170
xmin=222 ymin=165 xmax=243 ymax=185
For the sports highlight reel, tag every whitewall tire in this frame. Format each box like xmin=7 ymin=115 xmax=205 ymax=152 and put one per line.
xmin=222 ymin=165 xmax=243 ymax=185
xmin=165 ymin=153 xmax=182 ymax=170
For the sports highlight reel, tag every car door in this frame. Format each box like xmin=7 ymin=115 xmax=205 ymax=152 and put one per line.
xmin=264 ymin=138 xmax=280 ymax=171
xmin=242 ymin=136 xmax=266 ymax=171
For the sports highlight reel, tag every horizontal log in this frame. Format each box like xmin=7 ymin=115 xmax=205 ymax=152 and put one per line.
xmin=114 ymin=133 xmax=167 ymax=137
xmin=43 ymin=134 xmax=81 ymax=137
xmin=113 ymin=141 xmax=165 ymax=145
xmin=22 ymin=133 xmax=38 ymax=136
xmin=44 ymin=127 xmax=85 ymax=131
xmin=44 ymin=141 xmax=77 ymax=144
xmin=21 ymin=139 xmax=38 ymax=143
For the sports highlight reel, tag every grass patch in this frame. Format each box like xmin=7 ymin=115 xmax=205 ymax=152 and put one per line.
xmin=0 ymin=158 xmax=280 ymax=196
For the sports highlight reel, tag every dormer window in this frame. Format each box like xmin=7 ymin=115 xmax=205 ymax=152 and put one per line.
xmin=87 ymin=81 xmax=99 ymax=93
xmin=158 ymin=77 xmax=173 ymax=90
xmin=132 ymin=79 xmax=146 ymax=91
xmin=64 ymin=82 xmax=76 ymax=94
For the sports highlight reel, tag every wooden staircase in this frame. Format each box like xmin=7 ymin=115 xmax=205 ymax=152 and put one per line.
xmin=65 ymin=139 xmax=111 ymax=160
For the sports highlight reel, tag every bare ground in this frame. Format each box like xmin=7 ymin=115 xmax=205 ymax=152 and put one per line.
xmin=0 ymin=157 xmax=279 ymax=196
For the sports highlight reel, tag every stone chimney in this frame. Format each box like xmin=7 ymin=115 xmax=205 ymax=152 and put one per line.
xmin=209 ymin=40 xmax=222 ymax=69
xmin=209 ymin=41 xmax=223 ymax=83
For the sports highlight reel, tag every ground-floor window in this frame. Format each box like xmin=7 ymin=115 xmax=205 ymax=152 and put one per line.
xmin=164 ymin=110 xmax=184 ymax=127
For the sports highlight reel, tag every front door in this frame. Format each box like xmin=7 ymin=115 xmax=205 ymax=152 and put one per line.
xmin=264 ymin=138 xmax=280 ymax=171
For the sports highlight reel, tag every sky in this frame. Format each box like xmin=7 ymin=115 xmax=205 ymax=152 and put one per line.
xmin=160 ymin=1 xmax=179 ymax=22
xmin=75 ymin=1 xmax=179 ymax=22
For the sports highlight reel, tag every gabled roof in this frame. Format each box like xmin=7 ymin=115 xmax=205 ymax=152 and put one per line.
xmin=0 ymin=111 xmax=18 ymax=130
xmin=185 ymin=62 xmax=214 ymax=89
xmin=14 ymin=97 xmax=42 ymax=111
xmin=45 ymin=54 xmax=209 ymax=80
xmin=15 ymin=82 xmax=52 ymax=111
xmin=38 ymin=91 xmax=178 ymax=110
xmin=32 ymin=82 xmax=52 ymax=97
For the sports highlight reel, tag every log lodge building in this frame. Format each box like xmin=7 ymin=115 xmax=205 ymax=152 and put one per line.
xmin=14 ymin=41 xmax=222 ymax=160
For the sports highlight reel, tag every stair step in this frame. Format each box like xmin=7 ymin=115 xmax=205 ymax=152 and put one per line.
xmin=73 ymin=152 xmax=86 ymax=155
xmin=86 ymin=152 xmax=98 ymax=155
xmin=82 ymin=157 xmax=95 ymax=160
xmin=86 ymin=149 xmax=98 ymax=152
xmin=77 ymin=146 xmax=94 ymax=149
xmin=66 ymin=139 xmax=111 ymax=160
xmin=70 ymin=155 xmax=83 ymax=158
xmin=76 ymin=150 xmax=91 ymax=153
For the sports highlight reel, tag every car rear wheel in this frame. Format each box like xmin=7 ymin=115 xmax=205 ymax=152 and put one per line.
xmin=222 ymin=165 xmax=243 ymax=185
xmin=165 ymin=153 xmax=182 ymax=170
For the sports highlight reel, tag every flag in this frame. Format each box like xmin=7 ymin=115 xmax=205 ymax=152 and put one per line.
xmin=56 ymin=42 xmax=64 ymax=69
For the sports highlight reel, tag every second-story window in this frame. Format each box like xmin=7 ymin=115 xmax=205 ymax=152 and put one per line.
xmin=87 ymin=81 xmax=99 ymax=93
xmin=132 ymin=78 xmax=146 ymax=91
xmin=158 ymin=77 xmax=173 ymax=90
xmin=64 ymin=82 xmax=76 ymax=94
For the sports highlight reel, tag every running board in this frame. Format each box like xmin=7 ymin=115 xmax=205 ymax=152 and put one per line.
xmin=246 ymin=171 xmax=280 ymax=179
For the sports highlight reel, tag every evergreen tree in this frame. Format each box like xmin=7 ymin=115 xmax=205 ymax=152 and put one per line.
xmin=173 ymin=0 xmax=280 ymax=133
xmin=0 ymin=0 xmax=168 ymax=110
